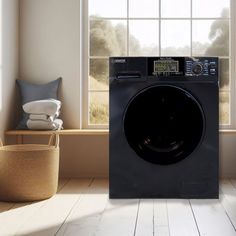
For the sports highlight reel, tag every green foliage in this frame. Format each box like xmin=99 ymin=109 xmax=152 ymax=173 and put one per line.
xmin=90 ymin=18 xmax=120 ymax=56
xmin=115 ymin=24 xmax=127 ymax=56
xmin=90 ymin=17 xmax=130 ymax=83
xmin=90 ymin=59 xmax=108 ymax=83
xmin=205 ymin=8 xmax=229 ymax=88
xmin=205 ymin=8 xmax=229 ymax=57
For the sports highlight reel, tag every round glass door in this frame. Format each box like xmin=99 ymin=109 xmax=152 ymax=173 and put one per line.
xmin=124 ymin=85 xmax=205 ymax=165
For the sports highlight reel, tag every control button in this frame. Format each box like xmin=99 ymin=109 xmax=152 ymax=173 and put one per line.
xmin=192 ymin=63 xmax=203 ymax=75
xmin=210 ymin=68 xmax=216 ymax=75
xmin=209 ymin=63 xmax=216 ymax=69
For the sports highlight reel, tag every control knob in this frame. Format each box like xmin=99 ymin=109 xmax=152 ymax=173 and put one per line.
xmin=192 ymin=63 xmax=203 ymax=75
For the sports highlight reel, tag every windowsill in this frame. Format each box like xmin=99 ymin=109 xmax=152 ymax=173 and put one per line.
xmin=6 ymin=129 xmax=236 ymax=135
xmin=5 ymin=129 xmax=109 ymax=136
xmin=5 ymin=129 xmax=236 ymax=138
xmin=219 ymin=129 xmax=236 ymax=133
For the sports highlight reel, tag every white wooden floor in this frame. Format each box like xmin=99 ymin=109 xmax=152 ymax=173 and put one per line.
xmin=1 ymin=179 xmax=236 ymax=236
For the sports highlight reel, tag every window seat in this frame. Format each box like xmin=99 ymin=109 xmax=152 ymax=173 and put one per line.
xmin=6 ymin=129 xmax=233 ymax=144
xmin=5 ymin=129 xmax=109 ymax=144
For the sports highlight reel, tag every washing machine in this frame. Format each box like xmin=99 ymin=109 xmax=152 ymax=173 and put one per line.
xmin=109 ymin=57 xmax=219 ymax=199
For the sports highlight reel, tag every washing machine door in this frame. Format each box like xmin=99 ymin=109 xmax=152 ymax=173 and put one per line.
xmin=124 ymin=85 xmax=205 ymax=165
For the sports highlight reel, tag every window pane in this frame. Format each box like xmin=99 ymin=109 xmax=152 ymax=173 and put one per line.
xmin=89 ymin=0 xmax=127 ymax=18
xmin=129 ymin=20 xmax=159 ymax=56
xmin=161 ymin=20 xmax=190 ymax=56
xmin=89 ymin=92 xmax=109 ymax=124
xmin=192 ymin=20 xmax=229 ymax=56
xmin=129 ymin=0 xmax=159 ymax=18
xmin=90 ymin=20 xmax=127 ymax=56
xmin=161 ymin=0 xmax=190 ymax=18
xmin=220 ymin=59 xmax=229 ymax=89
xmin=192 ymin=0 xmax=230 ymax=18
xmin=89 ymin=59 xmax=109 ymax=90
xmin=220 ymin=91 xmax=230 ymax=125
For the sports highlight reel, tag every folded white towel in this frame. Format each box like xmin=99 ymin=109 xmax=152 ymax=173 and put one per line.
xmin=26 ymin=119 xmax=63 ymax=130
xmin=23 ymin=99 xmax=61 ymax=116
xmin=29 ymin=114 xmax=49 ymax=121
xmin=29 ymin=111 xmax=60 ymax=122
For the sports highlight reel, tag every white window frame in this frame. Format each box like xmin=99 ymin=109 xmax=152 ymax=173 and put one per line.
xmin=229 ymin=0 xmax=236 ymax=129
xmin=81 ymin=0 xmax=109 ymax=129
xmin=81 ymin=0 xmax=235 ymax=130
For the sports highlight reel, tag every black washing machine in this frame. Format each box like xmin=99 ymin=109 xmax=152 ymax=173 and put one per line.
xmin=109 ymin=57 xmax=219 ymax=199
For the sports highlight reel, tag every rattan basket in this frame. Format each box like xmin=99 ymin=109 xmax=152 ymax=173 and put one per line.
xmin=0 ymin=134 xmax=59 ymax=202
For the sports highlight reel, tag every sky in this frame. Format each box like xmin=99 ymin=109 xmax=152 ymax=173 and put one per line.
xmin=89 ymin=0 xmax=230 ymax=49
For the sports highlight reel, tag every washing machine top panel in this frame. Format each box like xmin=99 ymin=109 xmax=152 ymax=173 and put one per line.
xmin=109 ymin=57 xmax=218 ymax=81
xmin=123 ymin=85 xmax=205 ymax=165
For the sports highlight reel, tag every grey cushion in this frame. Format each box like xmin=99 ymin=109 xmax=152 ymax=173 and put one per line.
xmin=16 ymin=77 xmax=62 ymax=129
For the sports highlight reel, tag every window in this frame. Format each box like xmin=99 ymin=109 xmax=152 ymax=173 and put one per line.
xmin=83 ymin=0 xmax=231 ymax=128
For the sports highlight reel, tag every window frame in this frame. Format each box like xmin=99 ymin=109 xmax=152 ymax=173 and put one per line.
xmin=81 ymin=0 xmax=234 ymax=130
xmin=229 ymin=0 xmax=236 ymax=129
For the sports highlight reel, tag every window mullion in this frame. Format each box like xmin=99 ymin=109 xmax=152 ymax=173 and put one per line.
xmin=127 ymin=0 xmax=129 ymax=56
xmin=229 ymin=0 xmax=236 ymax=129
xmin=190 ymin=0 xmax=193 ymax=56
xmin=82 ymin=0 xmax=90 ymax=128
xmin=159 ymin=0 xmax=161 ymax=56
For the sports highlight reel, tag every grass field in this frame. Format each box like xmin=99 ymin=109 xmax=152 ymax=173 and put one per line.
xmin=220 ymin=92 xmax=229 ymax=125
xmin=89 ymin=76 xmax=109 ymax=124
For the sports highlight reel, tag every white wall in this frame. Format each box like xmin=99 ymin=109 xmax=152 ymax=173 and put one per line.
xmin=0 ymin=0 xmax=19 ymax=142
xmin=19 ymin=0 xmax=236 ymax=178
xmin=20 ymin=0 xmax=81 ymax=128
xmin=14 ymin=134 xmax=109 ymax=178
xmin=220 ymin=132 xmax=236 ymax=177
xmin=19 ymin=0 xmax=109 ymax=178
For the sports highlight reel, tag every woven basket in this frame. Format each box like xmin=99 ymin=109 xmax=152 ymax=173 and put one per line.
xmin=0 ymin=134 xmax=59 ymax=202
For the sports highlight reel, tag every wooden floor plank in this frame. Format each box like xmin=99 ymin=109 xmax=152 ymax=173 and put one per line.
xmin=191 ymin=196 xmax=236 ymax=236
xmin=154 ymin=199 xmax=170 ymax=236
xmin=1 ymin=179 xmax=236 ymax=236
xmin=135 ymin=199 xmax=153 ymax=236
xmin=0 ymin=201 xmax=47 ymax=236
xmin=95 ymin=198 xmax=139 ymax=236
xmin=0 ymin=179 xmax=69 ymax=235
xmin=220 ymin=179 xmax=236 ymax=230
xmin=167 ymin=199 xmax=199 ymax=236
xmin=56 ymin=179 xmax=108 ymax=236
xmin=230 ymin=179 xmax=236 ymax=189
xmin=15 ymin=179 xmax=92 ymax=236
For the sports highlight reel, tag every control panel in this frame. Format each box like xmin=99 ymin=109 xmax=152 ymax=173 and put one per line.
xmin=185 ymin=58 xmax=217 ymax=76
xmin=109 ymin=57 xmax=218 ymax=80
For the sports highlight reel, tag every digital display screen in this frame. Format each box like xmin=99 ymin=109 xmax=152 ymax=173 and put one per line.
xmin=154 ymin=60 xmax=179 ymax=73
